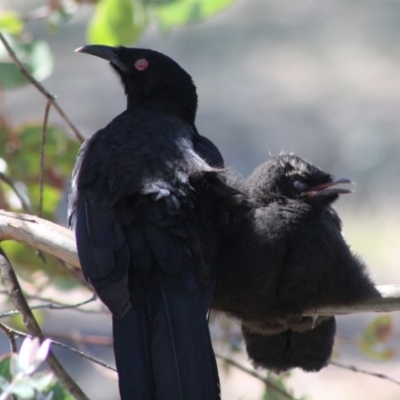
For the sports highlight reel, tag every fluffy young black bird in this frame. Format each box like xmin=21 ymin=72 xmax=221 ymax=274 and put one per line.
xmin=212 ymin=153 xmax=379 ymax=373
xmin=68 ymin=46 xmax=223 ymax=400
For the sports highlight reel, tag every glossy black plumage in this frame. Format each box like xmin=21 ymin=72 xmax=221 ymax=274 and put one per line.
xmin=68 ymin=46 xmax=223 ymax=399
xmin=212 ymin=153 xmax=379 ymax=372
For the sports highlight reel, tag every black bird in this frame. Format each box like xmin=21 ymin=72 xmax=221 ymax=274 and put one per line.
xmin=68 ymin=45 xmax=224 ymax=399
xmin=212 ymin=153 xmax=379 ymax=372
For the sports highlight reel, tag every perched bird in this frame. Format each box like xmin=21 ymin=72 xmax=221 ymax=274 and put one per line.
xmin=68 ymin=45 xmax=224 ymax=399
xmin=212 ymin=153 xmax=379 ymax=372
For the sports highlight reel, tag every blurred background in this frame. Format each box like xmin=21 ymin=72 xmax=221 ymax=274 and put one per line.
xmin=0 ymin=0 xmax=400 ymax=399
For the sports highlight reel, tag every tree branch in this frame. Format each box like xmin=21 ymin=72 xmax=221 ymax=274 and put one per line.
xmin=0 ymin=294 xmax=102 ymax=319
xmin=0 ymin=210 xmax=77 ymax=267
xmin=0 ymin=246 xmax=89 ymax=400
xmin=303 ymin=285 xmax=400 ymax=316
xmin=330 ymin=360 xmax=400 ymax=387
xmin=0 ymin=323 xmax=116 ymax=372
xmin=1 ymin=210 xmax=400 ymax=316
xmin=215 ymin=352 xmax=294 ymax=400
xmin=0 ymin=32 xmax=84 ymax=143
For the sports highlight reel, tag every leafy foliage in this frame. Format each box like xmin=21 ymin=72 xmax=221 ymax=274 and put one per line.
xmin=0 ymin=33 xmax=53 ymax=90
xmin=357 ymin=315 xmax=395 ymax=361
xmin=0 ymin=121 xmax=81 ymax=290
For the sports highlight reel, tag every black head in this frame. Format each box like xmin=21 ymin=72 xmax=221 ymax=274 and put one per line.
xmin=76 ymin=45 xmax=198 ymax=122
xmin=246 ymin=153 xmax=353 ymax=206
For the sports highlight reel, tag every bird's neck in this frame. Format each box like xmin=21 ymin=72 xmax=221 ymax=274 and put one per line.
xmin=126 ymin=97 xmax=196 ymax=124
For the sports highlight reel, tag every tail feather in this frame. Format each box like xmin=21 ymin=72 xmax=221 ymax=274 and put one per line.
xmin=150 ymin=269 xmax=220 ymax=400
xmin=113 ymin=307 xmax=155 ymax=399
xmin=113 ymin=268 xmax=220 ymax=400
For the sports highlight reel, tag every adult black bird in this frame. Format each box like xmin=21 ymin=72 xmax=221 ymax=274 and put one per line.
xmin=68 ymin=45 xmax=223 ymax=400
xmin=212 ymin=153 xmax=379 ymax=372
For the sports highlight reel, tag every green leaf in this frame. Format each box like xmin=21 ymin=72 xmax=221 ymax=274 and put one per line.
xmin=357 ymin=315 xmax=395 ymax=361
xmin=0 ymin=11 xmax=24 ymax=35
xmin=11 ymin=380 xmax=35 ymax=398
xmin=30 ymin=372 xmax=55 ymax=392
xmin=48 ymin=2 xmax=78 ymax=31
xmin=155 ymin=0 xmax=234 ymax=30
xmin=9 ymin=353 xmax=20 ymax=376
xmin=0 ymin=375 xmax=11 ymax=391
xmin=0 ymin=353 xmax=13 ymax=382
xmin=46 ymin=380 xmax=74 ymax=400
xmin=88 ymin=0 xmax=146 ymax=46
xmin=10 ymin=310 xmax=46 ymax=333
xmin=0 ymin=34 xmax=53 ymax=90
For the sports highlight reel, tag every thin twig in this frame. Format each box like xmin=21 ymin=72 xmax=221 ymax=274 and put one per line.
xmin=47 ymin=331 xmax=113 ymax=348
xmin=38 ymin=101 xmax=51 ymax=218
xmin=0 ymin=323 xmax=116 ymax=372
xmin=0 ymin=246 xmax=89 ymax=400
xmin=56 ymin=258 xmax=92 ymax=289
xmin=0 ymin=32 xmax=84 ymax=143
xmin=49 ymin=337 xmax=116 ymax=372
xmin=330 ymin=360 xmax=400 ymax=387
xmin=0 ymin=324 xmax=18 ymax=400
xmin=0 ymin=322 xmax=17 ymax=352
xmin=215 ymin=352 xmax=294 ymax=400
xmin=0 ymin=173 xmax=32 ymax=213
xmin=0 ymin=294 xmax=101 ymax=319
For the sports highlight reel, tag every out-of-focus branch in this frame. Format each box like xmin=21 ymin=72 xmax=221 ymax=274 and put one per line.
xmin=0 ymin=322 xmax=17 ymax=352
xmin=0 ymin=323 xmax=116 ymax=372
xmin=0 ymin=294 xmax=101 ymax=319
xmin=215 ymin=352 xmax=294 ymax=400
xmin=0 ymin=173 xmax=33 ymax=213
xmin=0 ymin=247 xmax=89 ymax=400
xmin=330 ymin=360 xmax=400 ymax=387
xmin=0 ymin=32 xmax=84 ymax=143
xmin=38 ymin=101 xmax=51 ymax=218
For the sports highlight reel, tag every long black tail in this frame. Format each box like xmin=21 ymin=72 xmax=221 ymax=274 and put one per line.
xmin=113 ymin=306 xmax=155 ymax=399
xmin=242 ymin=317 xmax=336 ymax=373
xmin=113 ymin=268 xmax=220 ymax=400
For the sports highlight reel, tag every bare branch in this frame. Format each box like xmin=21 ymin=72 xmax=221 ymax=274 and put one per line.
xmin=0 ymin=246 xmax=89 ymax=400
xmin=0 ymin=294 xmax=102 ymax=319
xmin=303 ymin=284 xmax=400 ymax=316
xmin=0 ymin=210 xmax=77 ymax=267
xmin=1 ymin=210 xmax=400 ymax=316
xmin=215 ymin=352 xmax=294 ymax=400
xmin=56 ymin=258 xmax=92 ymax=289
xmin=330 ymin=360 xmax=400 ymax=387
xmin=0 ymin=322 xmax=17 ymax=352
xmin=1 ymin=211 xmax=398 ymax=315
xmin=0 ymin=173 xmax=33 ymax=213
xmin=0 ymin=323 xmax=116 ymax=372
xmin=0 ymin=32 xmax=84 ymax=143
xmin=38 ymin=101 xmax=51 ymax=218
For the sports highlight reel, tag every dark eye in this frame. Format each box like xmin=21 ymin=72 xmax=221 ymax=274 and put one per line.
xmin=293 ymin=179 xmax=308 ymax=192
xmin=134 ymin=58 xmax=149 ymax=71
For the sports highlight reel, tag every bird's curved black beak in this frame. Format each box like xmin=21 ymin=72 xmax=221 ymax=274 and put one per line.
xmin=75 ymin=45 xmax=127 ymax=72
xmin=301 ymin=176 xmax=354 ymax=198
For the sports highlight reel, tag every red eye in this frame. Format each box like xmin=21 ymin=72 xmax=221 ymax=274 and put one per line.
xmin=135 ymin=58 xmax=149 ymax=71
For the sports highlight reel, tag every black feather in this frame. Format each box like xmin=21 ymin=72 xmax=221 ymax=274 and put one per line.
xmin=212 ymin=153 xmax=379 ymax=372
xmin=69 ymin=46 xmax=223 ymax=399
